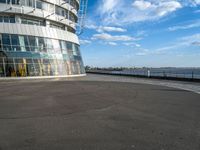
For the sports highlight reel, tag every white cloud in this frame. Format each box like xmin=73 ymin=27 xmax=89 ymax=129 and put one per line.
xmin=168 ymin=20 xmax=200 ymax=31
xmin=108 ymin=42 xmax=117 ymax=46
xmin=181 ymin=0 xmax=200 ymax=6
xmin=132 ymin=0 xmax=152 ymax=10
xmin=150 ymin=33 xmax=200 ymax=54
xmin=98 ymin=0 xmax=182 ymax=25
xmin=155 ymin=1 xmax=182 ymax=17
xmin=101 ymin=0 xmax=120 ymax=14
xmin=136 ymin=52 xmax=148 ymax=56
xmin=97 ymin=26 xmax=127 ymax=32
xmin=180 ymin=33 xmax=200 ymax=46
xmin=135 ymin=49 xmax=150 ymax=56
xmin=92 ymin=33 xmax=135 ymax=41
xmin=79 ymin=39 xmax=91 ymax=44
xmin=85 ymin=23 xmax=127 ymax=33
xmin=130 ymin=33 xmax=200 ymax=56
xmin=85 ymin=24 xmax=97 ymax=29
xmin=123 ymin=42 xmax=141 ymax=47
xmin=194 ymin=0 xmax=200 ymax=4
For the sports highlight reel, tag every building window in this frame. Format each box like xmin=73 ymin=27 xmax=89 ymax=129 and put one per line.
xmin=28 ymin=36 xmax=37 ymax=52
xmin=38 ymin=37 xmax=46 ymax=52
xmin=2 ymin=34 xmax=11 ymax=51
xmin=69 ymin=12 xmax=76 ymax=22
xmin=0 ymin=16 xmax=15 ymax=23
xmin=21 ymin=17 xmax=45 ymax=26
xmin=52 ymin=39 xmax=61 ymax=53
xmin=4 ymin=16 xmax=9 ymax=23
xmin=45 ymin=38 xmax=53 ymax=52
xmin=0 ymin=34 xmax=2 ymax=50
xmin=74 ymin=44 xmax=80 ymax=56
xmin=0 ymin=16 xmax=3 ymax=22
xmin=66 ymin=42 xmax=73 ymax=58
xmin=0 ymin=34 xmax=80 ymax=55
xmin=49 ymin=22 xmax=65 ymax=30
xmin=55 ymin=6 xmax=67 ymax=17
xmin=36 ymin=0 xmax=42 ymax=9
xmin=0 ymin=33 xmax=84 ymax=77
xmin=60 ymin=41 xmax=67 ymax=54
xmin=11 ymin=34 xmax=21 ymax=51
xmin=18 ymin=35 xmax=26 ymax=52
xmin=9 ymin=16 xmax=15 ymax=23
xmin=26 ymin=0 xmax=35 ymax=7
xmin=0 ymin=0 xmax=6 ymax=3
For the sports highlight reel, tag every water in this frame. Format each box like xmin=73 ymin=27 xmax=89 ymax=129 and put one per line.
xmin=110 ymin=68 xmax=200 ymax=79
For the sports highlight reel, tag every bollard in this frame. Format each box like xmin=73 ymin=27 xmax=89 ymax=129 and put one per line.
xmin=147 ymin=70 xmax=151 ymax=78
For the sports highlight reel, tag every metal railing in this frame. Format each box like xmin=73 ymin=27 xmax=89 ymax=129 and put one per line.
xmin=86 ymin=69 xmax=200 ymax=81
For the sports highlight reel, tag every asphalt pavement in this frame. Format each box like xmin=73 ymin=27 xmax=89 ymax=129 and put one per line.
xmin=0 ymin=75 xmax=200 ymax=150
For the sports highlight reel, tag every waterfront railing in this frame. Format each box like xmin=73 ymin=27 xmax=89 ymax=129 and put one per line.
xmin=86 ymin=69 xmax=200 ymax=82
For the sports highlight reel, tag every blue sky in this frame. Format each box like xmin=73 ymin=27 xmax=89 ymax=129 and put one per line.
xmin=79 ymin=0 xmax=200 ymax=67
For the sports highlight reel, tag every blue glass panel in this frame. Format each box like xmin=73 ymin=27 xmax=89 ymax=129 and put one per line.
xmin=52 ymin=39 xmax=61 ymax=53
xmin=24 ymin=35 xmax=30 ymax=51
xmin=4 ymin=16 xmax=9 ymax=23
xmin=28 ymin=36 xmax=37 ymax=52
xmin=9 ymin=16 xmax=15 ymax=23
xmin=38 ymin=37 xmax=46 ymax=52
xmin=0 ymin=0 xmax=6 ymax=3
xmin=36 ymin=0 xmax=42 ymax=9
xmin=0 ymin=33 xmax=85 ymax=77
xmin=2 ymin=34 xmax=11 ymax=51
xmin=0 ymin=16 xmax=3 ymax=22
xmin=11 ymin=34 xmax=21 ymax=51
xmin=46 ymin=38 xmax=53 ymax=53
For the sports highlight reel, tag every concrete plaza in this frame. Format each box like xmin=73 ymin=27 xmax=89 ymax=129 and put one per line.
xmin=0 ymin=74 xmax=200 ymax=150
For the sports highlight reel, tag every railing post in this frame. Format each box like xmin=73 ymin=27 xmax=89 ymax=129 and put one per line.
xmin=147 ymin=70 xmax=150 ymax=78
xmin=192 ymin=71 xmax=194 ymax=80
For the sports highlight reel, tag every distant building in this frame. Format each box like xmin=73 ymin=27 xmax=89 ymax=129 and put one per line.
xmin=0 ymin=0 xmax=85 ymax=77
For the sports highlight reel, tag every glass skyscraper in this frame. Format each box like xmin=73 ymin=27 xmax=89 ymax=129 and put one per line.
xmin=0 ymin=0 xmax=85 ymax=77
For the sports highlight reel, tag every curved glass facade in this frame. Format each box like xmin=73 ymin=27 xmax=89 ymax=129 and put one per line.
xmin=0 ymin=0 xmax=85 ymax=77
xmin=0 ymin=34 xmax=84 ymax=77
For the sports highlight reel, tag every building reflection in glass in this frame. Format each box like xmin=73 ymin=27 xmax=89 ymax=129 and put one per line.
xmin=0 ymin=34 xmax=85 ymax=77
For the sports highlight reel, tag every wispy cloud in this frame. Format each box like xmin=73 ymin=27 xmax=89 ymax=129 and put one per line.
xmin=135 ymin=52 xmax=148 ymax=56
xmin=168 ymin=20 xmax=200 ymax=31
xmin=123 ymin=42 xmax=141 ymax=47
xmin=100 ymin=0 xmax=120 ymax=14
xmin=131 ymin=33 xmax=200 ymax=56
xmin=151 ymin=33 xmax=200 ymax=54
xmin=98 ymin=0 xmax=182 ymax=25
xmin=86 ymin=24 xmax=127 ymax=33
xmin=132 ymin=0 xmax=152 ymax=10
xmin=79 ymin=39 xmax=91 ymax=45
xmin=180 ymin=33 xmax=200 ymax=45
xmin=92 ymin=33 xmax=136 ymax=42
xmin=108 ymin=42 xmax=117 ymax=46
xmin=181 ymin=0 xmax=200 ymax=6
xmin=97 ymin=26 xmax=127 ymax=33
xmin=85 ymin=24 xmax=97 ymax=30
